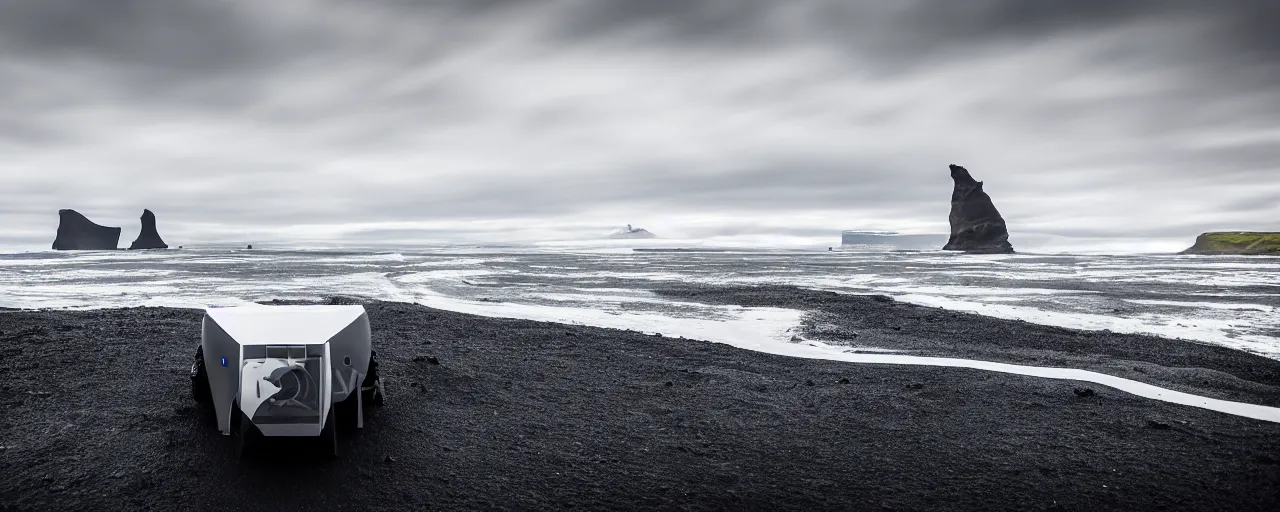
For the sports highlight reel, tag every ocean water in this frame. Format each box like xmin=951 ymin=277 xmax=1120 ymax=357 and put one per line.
xmin=2 ymin=246 xmax=1278 ymax=360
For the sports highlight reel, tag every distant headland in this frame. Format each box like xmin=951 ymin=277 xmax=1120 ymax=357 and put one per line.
xmin=1181 ymin=232 xmax=1280 ymax=255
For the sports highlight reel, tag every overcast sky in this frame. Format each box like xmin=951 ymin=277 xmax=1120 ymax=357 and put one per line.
xmin=2 ymin=0 xmax=1277 ymax=250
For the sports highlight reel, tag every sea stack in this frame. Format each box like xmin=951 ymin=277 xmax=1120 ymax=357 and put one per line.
xmin=51 ymin=209 xmax=121 ymax=250
xmin=942 ymin=164 xmax=1014 ymax=254
xmin=128 ymin=209 xmax=168 ymax=250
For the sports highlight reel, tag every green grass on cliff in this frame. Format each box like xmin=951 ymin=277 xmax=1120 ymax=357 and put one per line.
xmin=1186 ymin=232 xmax=1280 ymax=254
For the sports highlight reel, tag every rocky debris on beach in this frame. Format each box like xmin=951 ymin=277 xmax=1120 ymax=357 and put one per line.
xmin=1073 ymin=388 xmax=1096 ymax=398
xmin=1181 ymin=232 xmax=1280 ymax=255
xmin=607 ymin=224 xmax=657 ymax=239
xmin=51 ymin=209 xmax=121 ymax=250
xmin=942 ymin=164 xmax=1015 ymax=254
xmin=127 ymin=209 xmax=169 ymax=250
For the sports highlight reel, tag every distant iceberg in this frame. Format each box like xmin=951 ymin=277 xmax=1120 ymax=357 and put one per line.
xmin=841 ymin=231 xmax=946 ymax=250
xmin=608 ymin=224 xmax=657 ymax=239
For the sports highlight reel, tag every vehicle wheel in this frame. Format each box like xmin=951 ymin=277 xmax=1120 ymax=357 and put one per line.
xmin=234 ymin=408 xmax=255 ymax=459
xmin=191 ymin=345 xmax=212 ymax=404
xmin=361 ymin=350 xmax=386 ymax=406
xmin=321 ymin=406 xmax=338 ymax=460
xmin=334 ymin=392 xmax=360 ymax=432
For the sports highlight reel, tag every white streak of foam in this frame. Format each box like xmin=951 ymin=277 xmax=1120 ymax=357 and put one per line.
xmin=390 ymin=269 xmax=504 ymax=283
xmin=1125 ymin=299 xmax=1274 ymax=312
xmin=411 ymin=289 xmax=801 ymax=345
xmin=764 ymin=339 xmax=1280 ymax=424
xmin=876 ymin=285 xmax=1092 ymax=296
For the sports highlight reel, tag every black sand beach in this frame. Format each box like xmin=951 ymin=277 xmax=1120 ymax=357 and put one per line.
xmin=3 ymin=288 xmax=1280 ymax=511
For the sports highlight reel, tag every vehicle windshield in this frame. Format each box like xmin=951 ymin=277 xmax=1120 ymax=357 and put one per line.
xmin=240 ymin=344 xmax=326 ymax=425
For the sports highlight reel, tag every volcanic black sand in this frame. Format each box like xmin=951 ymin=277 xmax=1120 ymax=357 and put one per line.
xmin=3 ymin=288 xmax=1280 ymax=511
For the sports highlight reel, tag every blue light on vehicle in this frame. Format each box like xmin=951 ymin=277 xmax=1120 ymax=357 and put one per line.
xmin=220 ymin=356 xmax=227 ymax=367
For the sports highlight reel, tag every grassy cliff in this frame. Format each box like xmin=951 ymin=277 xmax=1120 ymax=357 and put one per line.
xmin=1182 ymin=232 xmax=1280 ymax=255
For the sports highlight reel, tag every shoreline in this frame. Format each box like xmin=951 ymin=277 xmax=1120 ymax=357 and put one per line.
xmin=652 ymin=285 xmax=1280 ymax=408
xmin=3 ymin=290 xmax=1280 ymax=510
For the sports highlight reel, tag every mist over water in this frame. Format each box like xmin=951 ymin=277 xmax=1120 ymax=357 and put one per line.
xmin=2 ymin=246 xmax=1278 ymax=359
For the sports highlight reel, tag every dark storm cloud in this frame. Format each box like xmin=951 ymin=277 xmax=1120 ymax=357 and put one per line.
xmin=0 ymin=0 xmax=1277 ymax=249
xmin=0 ymin=1 xmax=253 ymax=62
xmin=541 ymin=1 xmax=1280 ymax=71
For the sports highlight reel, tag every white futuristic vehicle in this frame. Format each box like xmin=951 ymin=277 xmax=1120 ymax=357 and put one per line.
xmin=190 ymin=304 xmax=385 ymax=458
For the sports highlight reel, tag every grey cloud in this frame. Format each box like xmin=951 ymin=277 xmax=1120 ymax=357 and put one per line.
xmin=0 ymin=0 xmax=279 ymax=79
xmin=0 ymin=0 xmax=1277 ymax=249
xmin=538 ymin=1 xmax=1280 ymax=73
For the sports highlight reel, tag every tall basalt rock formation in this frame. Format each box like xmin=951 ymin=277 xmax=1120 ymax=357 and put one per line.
xmin=942 ymin=164 xmax=1014 ymax=254
xmin=52 ymin=209 xmax=121 ymax=250
xmin=128 ymin=209 xmax=169 ymax=250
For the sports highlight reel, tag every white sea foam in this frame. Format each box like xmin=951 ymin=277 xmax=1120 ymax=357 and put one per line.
xmin=389 ymin=269 xmax=506 ymax=283
xmin=410 ymin=258 xmax=496 ymax=267
xmin=528 ymin=292 xmax=675 ymax=305
xmin=874 ymin=285 xmax=1092 ymax=297
xmin=893 ymin=293 xmax=1280 ymax=358
xmin=1125 ymin=299 xmax=1274 ymax=312
xmin=777 ymin=341 xmax=1280 ymax=423
xmin=412 ymin=290 xmax=803 ymax=347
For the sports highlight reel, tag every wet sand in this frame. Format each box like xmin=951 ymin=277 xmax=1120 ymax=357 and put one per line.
xmin=2 ymin=291 xmax=1280 ymax=511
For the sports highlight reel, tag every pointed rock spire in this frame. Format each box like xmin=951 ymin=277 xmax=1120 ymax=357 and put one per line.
xmin=942 ymin=164 xmax=1014 ymax=253
xmin=128 ymin=209 xmax=169 ymax=250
